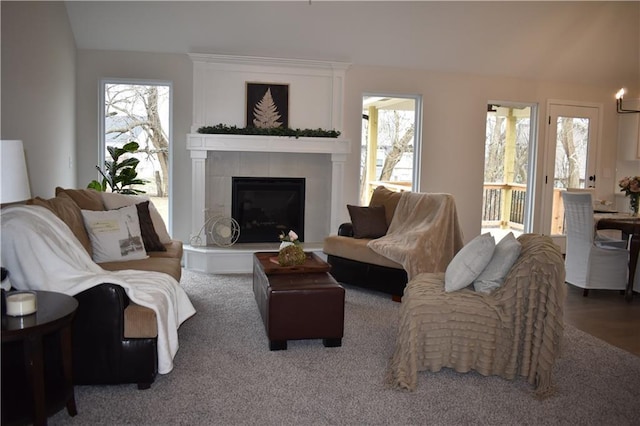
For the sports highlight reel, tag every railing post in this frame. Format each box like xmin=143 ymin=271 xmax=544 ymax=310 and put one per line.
xmin=500 ymin=184 xmax=513 ymax=229
xmin=551 ymin=189 xmax=565 ymax=235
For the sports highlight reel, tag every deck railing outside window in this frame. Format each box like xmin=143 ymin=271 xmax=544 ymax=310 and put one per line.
xmin=365 ymin=181 xmax=567 ymax=236
xmin=482 ymin=183 xmax=526 ymax=232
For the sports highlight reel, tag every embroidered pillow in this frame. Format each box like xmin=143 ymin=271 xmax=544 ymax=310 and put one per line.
xmin=347 ymin=205 xmax=388 ymax=239
xmin=81 ymin=204 xmax=148 ymax=263
xmin=473 ymin=232 xmax=522 ymax=294
xmin=445 ymin=233 xmax=495 ymax=292
xmin=100 ymin=192 xmax=171 ymax=244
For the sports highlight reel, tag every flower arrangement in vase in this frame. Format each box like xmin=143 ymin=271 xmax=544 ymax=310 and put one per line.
xmin=618 ymin=176 xmax=640 ymax=217
xmin=277 ymin=230 xmax=306 ymax=266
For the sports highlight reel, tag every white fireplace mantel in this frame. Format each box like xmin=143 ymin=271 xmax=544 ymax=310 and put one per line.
xmin=187 ymin=133 xmax=350 ymax=155
xmin=186 ymin=133 xmax=351 ymax=242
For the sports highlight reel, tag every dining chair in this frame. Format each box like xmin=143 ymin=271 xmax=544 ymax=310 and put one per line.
xmin=561 ymin=191 xmax=629 ymax=296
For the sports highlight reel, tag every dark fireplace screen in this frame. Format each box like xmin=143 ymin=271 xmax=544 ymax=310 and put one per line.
xmin=232 ymin=177 xmax=305 ymax=243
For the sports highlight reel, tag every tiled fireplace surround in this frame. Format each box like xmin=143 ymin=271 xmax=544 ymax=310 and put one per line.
xmin=183 ymin=54 xmax=351 ymax=273
xmin=184 ymin=135 xmax=350 ymax=273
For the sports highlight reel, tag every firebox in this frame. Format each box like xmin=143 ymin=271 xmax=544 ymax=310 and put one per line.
xmin=231 ymin=177 xmax=305 ymax=243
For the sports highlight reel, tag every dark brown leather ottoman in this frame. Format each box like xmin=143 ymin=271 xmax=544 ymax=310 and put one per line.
xmin=253 ymin=252 xmax=345 ymax=351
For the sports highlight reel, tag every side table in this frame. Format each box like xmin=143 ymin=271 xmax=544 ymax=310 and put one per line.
xmin=1 ymin=291 xmax=78 ymax=426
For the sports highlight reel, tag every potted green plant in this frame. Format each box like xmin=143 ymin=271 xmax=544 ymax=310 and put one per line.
xmin=88 ymin=141 xmax=148 ymax=194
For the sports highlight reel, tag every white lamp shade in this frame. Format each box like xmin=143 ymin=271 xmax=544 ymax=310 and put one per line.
xmin=1 ymin=140 xmax=32 ymax=204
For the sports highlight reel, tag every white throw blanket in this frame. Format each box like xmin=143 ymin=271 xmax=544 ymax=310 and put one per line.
xmin=1 ymin=205 xmax=196 ymax=374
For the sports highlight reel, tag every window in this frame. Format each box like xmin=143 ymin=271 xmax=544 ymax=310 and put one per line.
xmin=360 ymin=94 xmax=422 ymax=204
xmin=99 ymin=80 xmax=172 ymax=227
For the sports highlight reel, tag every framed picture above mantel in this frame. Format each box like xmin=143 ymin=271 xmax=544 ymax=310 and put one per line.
xmin=246 ymin=82 xmax=289 ymax=129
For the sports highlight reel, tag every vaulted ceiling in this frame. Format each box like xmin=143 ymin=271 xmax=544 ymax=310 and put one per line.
xmin=65 ymin=1 xmax=639 ymax=87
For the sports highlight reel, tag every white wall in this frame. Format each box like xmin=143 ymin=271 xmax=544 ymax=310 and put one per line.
xmin=74 ymin=56 xmax=628 ymax=244
xmin=190 ymin=54 xmax=347 ymax=132
xmin=75 ymin=50 xmax=193 ymax=242
xmin=1 ymin=1 xmax=76 ymax=197
xmin=342 ymin=66 xmax=624 ymax=242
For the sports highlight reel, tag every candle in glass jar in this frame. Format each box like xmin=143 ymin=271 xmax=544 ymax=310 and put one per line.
xmin=6 ymin=291 xmax=37 ymax=316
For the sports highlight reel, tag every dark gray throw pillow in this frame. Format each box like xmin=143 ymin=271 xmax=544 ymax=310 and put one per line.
xmin=347 ymin=205 xmax=388 ymax=239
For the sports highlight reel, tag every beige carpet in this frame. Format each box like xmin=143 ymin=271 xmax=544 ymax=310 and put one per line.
xmin=50 ymin=269 xmax=640 ymax=425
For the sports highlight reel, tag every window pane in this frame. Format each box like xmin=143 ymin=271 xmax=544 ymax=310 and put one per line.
xmin=103 ymin=83 xmax=171 ymax=224
xmin=360 ymin=96 xmax=417 ymax=204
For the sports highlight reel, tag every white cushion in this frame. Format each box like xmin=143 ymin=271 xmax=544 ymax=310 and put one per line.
xmin=445 ymin=233 xmax=495 ymax=292
xmin=473 ymin=232 xmax=522 ymax=294
xmin=81 ymin=204 xmax=148 ymax=263
xmin=100 ymin=192 xmax=172 ymax=244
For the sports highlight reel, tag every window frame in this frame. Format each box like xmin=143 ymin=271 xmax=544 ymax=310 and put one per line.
xmin=98 ymin=78 xmax=174 ymax=231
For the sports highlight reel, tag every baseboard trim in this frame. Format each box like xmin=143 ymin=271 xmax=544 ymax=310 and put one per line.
xmin=183 ymin=242 xmax=326 ymax=273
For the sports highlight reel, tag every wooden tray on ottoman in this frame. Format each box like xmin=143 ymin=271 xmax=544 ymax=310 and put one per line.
xmin=254 ymin=251 xmax=332 ymax=275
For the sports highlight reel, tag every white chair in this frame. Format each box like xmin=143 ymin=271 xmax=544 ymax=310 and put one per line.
xmin=562 ymin=192 xmax=629 ymax=296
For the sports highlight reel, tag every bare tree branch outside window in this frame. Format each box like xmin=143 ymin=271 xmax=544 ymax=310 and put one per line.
xmin=104 ymin=84 xmax=170 ymax=197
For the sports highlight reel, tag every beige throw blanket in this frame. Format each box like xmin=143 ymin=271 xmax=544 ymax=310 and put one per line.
xmin=367 ymin=192 xmax=464 ymax=280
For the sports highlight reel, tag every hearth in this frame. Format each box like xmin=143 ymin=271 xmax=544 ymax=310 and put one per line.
xmin=232 ymin=177 xmax=305 ymax=243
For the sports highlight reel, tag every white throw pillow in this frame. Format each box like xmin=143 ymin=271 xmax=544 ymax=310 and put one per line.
xmin=82 ymin=204 xmax=148 ymax=263
xmin=473 ymin=232 xmax=522 ymax=294
xmin=445 ymin=233 xmax=495 ymax=292
xmin=100 ymin=192 xmax=172 ymax=244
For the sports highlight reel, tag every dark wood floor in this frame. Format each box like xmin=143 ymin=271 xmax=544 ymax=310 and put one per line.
xmin=564 ymin=285 xmax=640 ymax=356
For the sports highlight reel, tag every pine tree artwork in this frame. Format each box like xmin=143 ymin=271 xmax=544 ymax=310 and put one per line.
xmin=252 ymin=88 xmax=282 ymax=128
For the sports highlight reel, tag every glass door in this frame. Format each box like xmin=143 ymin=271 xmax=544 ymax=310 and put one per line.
xmin=542 ymin=103 xmax=599 ymax=238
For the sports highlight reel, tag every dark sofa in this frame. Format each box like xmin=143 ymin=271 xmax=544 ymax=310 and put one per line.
xmin=326 ymin=222 xmax=408 ymax=300
xmin=324 ymin=186 xmax=408 ymax=300
xmin=73 ymin=284 xmax=158 ymax=388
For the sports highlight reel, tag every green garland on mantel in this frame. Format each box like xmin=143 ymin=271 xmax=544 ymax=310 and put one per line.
xmin=197 ymin=124 xmax=341 ymax=138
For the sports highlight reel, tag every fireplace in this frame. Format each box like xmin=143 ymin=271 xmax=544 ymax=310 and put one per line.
xmin=185 ymin=134 xmax=350 ymax=273
xmin=232 ymin=177 xmax=305 ymax=243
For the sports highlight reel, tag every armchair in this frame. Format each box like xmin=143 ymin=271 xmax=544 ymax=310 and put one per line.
xmin=387 ymin=234 xmax=566 ymax=397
